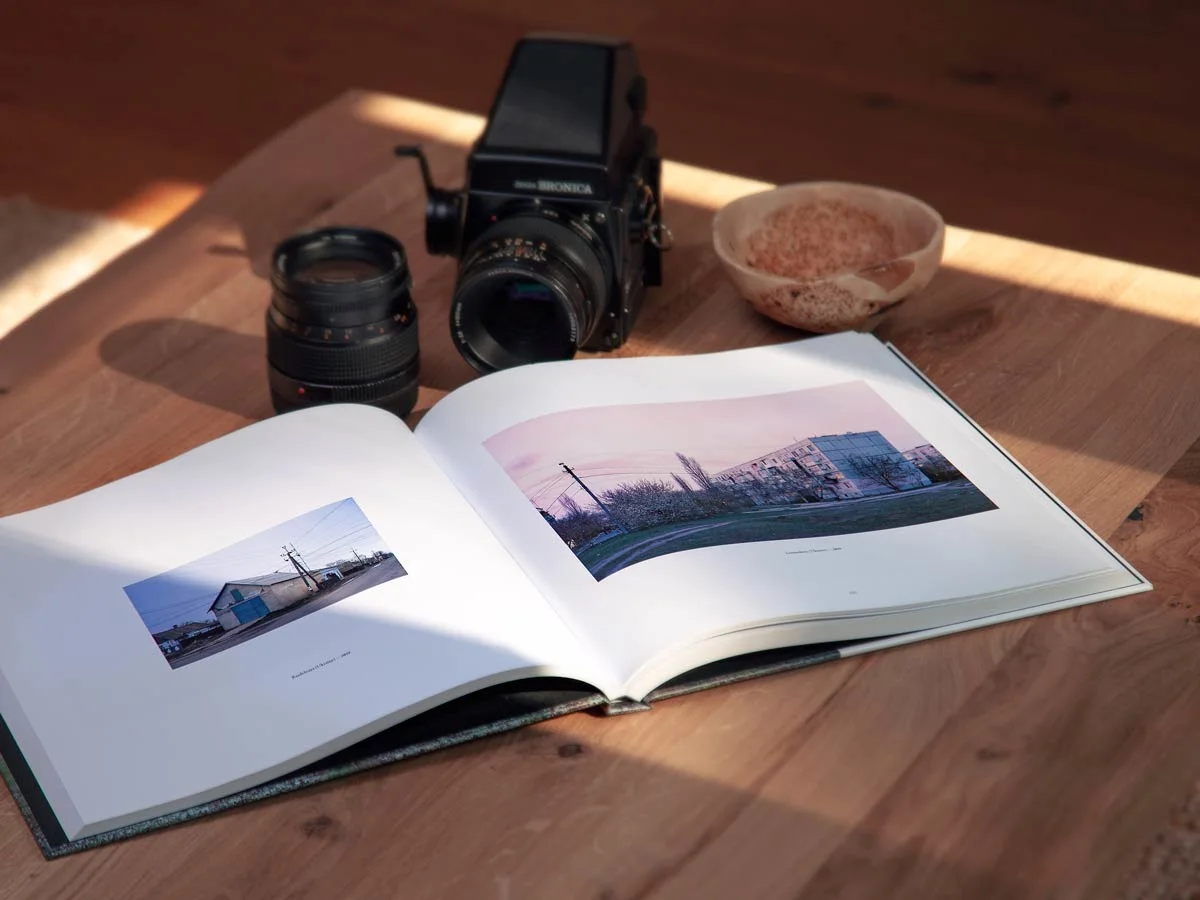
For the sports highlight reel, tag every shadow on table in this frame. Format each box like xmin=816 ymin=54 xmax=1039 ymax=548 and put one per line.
xmin=4 ymin=686 xmax=1042 ymax=899
xmin=98 ymin=319 xmax=271 ymax=421
xmin=28 ymin=261 xmax=1189 ymax=895
xmin=3 ymin=454 xmax=1188 ymax=900
xmin=0 ymin=519 xmax=1045 ymax=899
xmin=85 ymin=219 xmax=1200 ymax=499
xmin=2 ymin=101 xmax=1199 ymax=507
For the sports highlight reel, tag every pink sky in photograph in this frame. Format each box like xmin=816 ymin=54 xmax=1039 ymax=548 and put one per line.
xmin=483 ymin=380 xmax=932 ymax=515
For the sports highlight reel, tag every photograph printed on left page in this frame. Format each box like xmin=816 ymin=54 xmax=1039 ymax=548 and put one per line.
xmin=123 ymin=497 xmax=406 ymax=668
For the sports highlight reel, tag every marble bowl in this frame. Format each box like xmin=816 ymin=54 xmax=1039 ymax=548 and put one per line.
xmin=712 ymin=182 xmax=945 ymax=332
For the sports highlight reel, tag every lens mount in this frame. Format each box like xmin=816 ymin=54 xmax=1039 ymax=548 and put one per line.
xmin=449 ymin=211 xmax=609 ymax=373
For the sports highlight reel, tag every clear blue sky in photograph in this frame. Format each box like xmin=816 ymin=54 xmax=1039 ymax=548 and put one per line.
xmin=124 ymin=497 xmax=389 ymax=633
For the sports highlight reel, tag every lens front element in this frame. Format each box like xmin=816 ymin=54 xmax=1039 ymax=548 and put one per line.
xmin=293 ymin=257 xmax=387 ymax=285
xmin=481 ymin=279 xmax=575 ymax=362
xmin=450 ymin=214 xmax=608 ymax=373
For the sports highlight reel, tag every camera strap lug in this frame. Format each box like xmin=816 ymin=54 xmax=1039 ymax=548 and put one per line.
xmin=647 ymin=221 xmax=674 ymax=251
xmin=635 ymin=179 xmax=674 ymax=251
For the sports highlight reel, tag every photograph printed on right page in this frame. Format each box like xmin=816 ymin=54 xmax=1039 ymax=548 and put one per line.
xmin=483 ymin=381 xmax=998 ymax=580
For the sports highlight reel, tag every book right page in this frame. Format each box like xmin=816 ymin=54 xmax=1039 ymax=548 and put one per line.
xmin=415 ymin=332 xmax=1147 ymax=697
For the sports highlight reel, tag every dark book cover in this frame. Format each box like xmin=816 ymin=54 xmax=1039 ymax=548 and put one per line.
xmin=1 ymin=642 xmax=847 ymax=859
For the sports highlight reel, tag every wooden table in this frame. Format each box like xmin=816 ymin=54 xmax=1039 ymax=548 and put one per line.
xmin=3 ymin=90 xmax=1200 ymax=900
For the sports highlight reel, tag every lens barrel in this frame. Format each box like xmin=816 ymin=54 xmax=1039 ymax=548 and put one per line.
xmin=267 ymin=227 xmax=420 ymax=417
xmin=449 ymin=213 xmax=609 ymax=374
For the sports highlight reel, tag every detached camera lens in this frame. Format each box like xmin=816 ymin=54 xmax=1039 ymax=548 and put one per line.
xmin=267 ymin=227 xmax=420 ymax=418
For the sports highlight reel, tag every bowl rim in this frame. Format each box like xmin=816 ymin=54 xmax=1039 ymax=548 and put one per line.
xmin=711 ymin=180 xmax=946 ymax=286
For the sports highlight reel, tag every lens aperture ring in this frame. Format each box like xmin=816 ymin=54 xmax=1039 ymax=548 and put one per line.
xmin=267 ymin=306 xmax=419 ymax=384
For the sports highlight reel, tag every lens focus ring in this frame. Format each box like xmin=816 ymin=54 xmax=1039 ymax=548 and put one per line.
xmin=266 ymin=308 xmax=420 ymax=383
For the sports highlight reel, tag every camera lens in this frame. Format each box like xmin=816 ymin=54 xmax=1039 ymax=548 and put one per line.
xmin=267 ymin=227 xmax=420 ymax=417
xmin=477 ymin=279 xmax=574 ymax=362
xmin=450 ymin=213 xmax=609 ymax=373
xmin=293 ymin=257 xmax=386 ymax=284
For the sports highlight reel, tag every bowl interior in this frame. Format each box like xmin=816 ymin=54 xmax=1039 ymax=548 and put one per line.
xmin=714 ymin=182 xmax=943 ymax=283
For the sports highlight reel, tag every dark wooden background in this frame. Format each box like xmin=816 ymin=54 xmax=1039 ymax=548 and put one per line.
xmin=2 ymin=0 xmax=1198 ymax=274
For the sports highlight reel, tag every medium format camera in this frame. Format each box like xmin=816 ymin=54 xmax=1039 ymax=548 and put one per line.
xmin=397 ymin=33 xmax=671 ymax=373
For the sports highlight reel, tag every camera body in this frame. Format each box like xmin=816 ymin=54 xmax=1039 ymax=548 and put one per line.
xmin=399 ymin=33 xmax=669 ymax=372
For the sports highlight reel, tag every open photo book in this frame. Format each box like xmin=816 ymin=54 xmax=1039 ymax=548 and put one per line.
xmin=0 ymin=331 xmax=1150 ymax=857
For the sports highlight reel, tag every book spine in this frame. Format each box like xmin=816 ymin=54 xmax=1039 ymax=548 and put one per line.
xmin=598 ymin=699 xmax=653 ymax=716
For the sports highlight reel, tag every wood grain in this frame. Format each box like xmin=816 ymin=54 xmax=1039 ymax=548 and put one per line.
xmin=1 ymin=1 xmax=1199 ymax=274
xmin=2 ymin=89 xmax=1200 ymax=899
xmin=795 ymin=448 xmax=1200 ymax=900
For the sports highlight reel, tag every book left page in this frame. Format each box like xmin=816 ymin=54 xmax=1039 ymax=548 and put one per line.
xmin=0 ymin=404 xmax=609 ymax=842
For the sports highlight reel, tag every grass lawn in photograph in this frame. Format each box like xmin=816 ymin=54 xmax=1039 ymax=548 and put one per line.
xmin=576 ymin=480 xmax=997 ymax=579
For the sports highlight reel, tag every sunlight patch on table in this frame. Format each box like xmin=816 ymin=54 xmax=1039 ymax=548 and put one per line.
xmin=352 ymin=92 xmax=773 ymax=212
xmin=354 ymin=93 xmax=485 ymax=149
xmin=942 ymin=232 xmax=1200 ymax=324
xmin=0 ymin=197 xmax=151 ymax=341
xmin=106 ymin=178 xmax=204 ymax=230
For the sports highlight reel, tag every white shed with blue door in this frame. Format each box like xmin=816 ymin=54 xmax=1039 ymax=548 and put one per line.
xmin=209 ymin=572 xmax=316 ymax=631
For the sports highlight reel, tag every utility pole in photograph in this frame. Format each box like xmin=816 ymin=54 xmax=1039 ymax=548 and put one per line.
xmin=559 ymin=462 xmax=626 ymax=533
xmin=351 ymin=547 xmax=366 ymax=567
xmin=282 ymin=545 xmax=320 ymax=590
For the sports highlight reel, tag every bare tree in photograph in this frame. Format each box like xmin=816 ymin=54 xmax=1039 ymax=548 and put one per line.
xmin=916 ymin=457 xmax=962 ymax=483
xmin=675 ymin=453 xmax=756 ymax=514
xmin=847 ymin=452 xmax=913 ymax=492
xmin=675 ymin=453 xmax=716 ymax=491
xmin=550 ymin=493 xmax=611 ymax=548
xmin=774 ymin=464 xmax=832 ymax=503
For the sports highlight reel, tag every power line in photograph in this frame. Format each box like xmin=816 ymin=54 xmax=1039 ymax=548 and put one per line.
xmin=546 ymin=481 xmax=584 ymax=510
xmin=572 ymin=468 xmax=691 ymax=479
xmin=298 ymin=524 xmax=380 ymax=560
xmin=149 ymin=544 xmax=303 ymax=578
xmin=138 ymin=593 xmax=224 ymax=617
xmin=530 ymin=471 xmax=573 ymax=504
xmin=297 ymin=520 xmax=378 ymax=550
xmin=293 ymin=498 xmax=356 ymax=545
xmin=282 ymin=544 xmax=321 ymax=589
xmin=558 ymin=463 xmax=628 ymax=533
